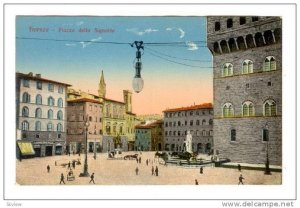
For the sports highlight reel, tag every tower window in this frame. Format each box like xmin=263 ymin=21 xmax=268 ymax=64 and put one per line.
xmin=239 ymin=17 xmax=246 ymax=25
xmin=215 ymin=22 xmax=220 ymax=31
xmin=252 ymin=16 xmax=259 ymax=22
xmin=227 ymin=19 xmax=233 ymax=28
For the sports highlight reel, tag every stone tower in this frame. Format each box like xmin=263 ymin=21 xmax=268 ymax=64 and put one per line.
xmin=123 ymin=90 xmax=132 ymax=113
xmin=207 ymin=16 xmax=282 ymax=165
xmin=98 ymin=70 xmax=106 ymax=99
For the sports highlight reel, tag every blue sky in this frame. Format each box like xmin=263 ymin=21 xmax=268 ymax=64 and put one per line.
xmin=16 ymin=16 xmax=213 ymax=114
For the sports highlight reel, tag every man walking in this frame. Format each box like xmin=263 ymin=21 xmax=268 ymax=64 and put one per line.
xmin=238 ymin=174 xmax=245 ymax=185
xmin=89 ymin=173 xmax=95 ymax=184
xmin=195 ymin=179 xmax=199 ymax=185
xmin=151 ymin=166 xmax=154 ymax=175
xmin=155 ymin=166 xmax=159 ymax=176
xmin=135 ymin=167 xmax=139 ymax=175
xmin=47 ymin=165 xmax=50 ymax=173
xmin=59 ymin=173 xmax=65 ymax=184
xmin=200 ymin=166 xmax=203 ymax=174
xmin=238 ymin=164 xmax=242 ymax=172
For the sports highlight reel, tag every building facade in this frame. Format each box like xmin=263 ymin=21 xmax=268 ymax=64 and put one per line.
xmin=207 ymin=16 xmax=282 ymax=165
xmin=163 ymin=103 xmax=213 ymax=153
xmin=16 ymin=72 xmax=70 ymax=157
xmin=67 ymin=70 xmax=136 ymax=152
xmin=134 ymin=120 xmax=164 ymax=151
xmin=66 ymin=98 xmax=103 ymax=154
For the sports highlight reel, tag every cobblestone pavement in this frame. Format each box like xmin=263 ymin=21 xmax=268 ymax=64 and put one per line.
xmin=16 ymin=151 xmax=282 ymax=185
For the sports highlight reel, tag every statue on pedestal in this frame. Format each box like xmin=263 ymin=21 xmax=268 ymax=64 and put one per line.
xmin=185 ymin=130 xmax=193 ymax=154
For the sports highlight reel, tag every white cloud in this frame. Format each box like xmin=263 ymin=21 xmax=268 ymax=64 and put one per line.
xmin=76 ymin=21 xmax=84 ymax=26
xmin=65 ymin=43 xmax=76 ymax=47
xmin=165 ymin=27 xmax=185 ymax=39
xmin=178 ymin=28 xmax=185 ymax=39
xmin=126 ymin=28 xmax=159 ymax=36
xmin=80 ymin=36 xmax=102 ymax=48
xmin=186 ymin=41 xmax=199 ymax=51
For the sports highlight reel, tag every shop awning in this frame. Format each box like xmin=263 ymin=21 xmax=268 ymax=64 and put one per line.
xmin=17 ymin=141 xmax=35 ymax=156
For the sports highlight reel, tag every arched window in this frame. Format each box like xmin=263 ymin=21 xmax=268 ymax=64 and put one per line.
xmin=202 ymin=130 xmax=206 ymax=136
xmin=202 ymin=119 xmax=206 ymax=125
xmin=264 ymin=100 xmax=277 ymax=116
xmin=165 ymin=131 xmax=168 ymax=136
xmin=274 ymin=28 xmax=281 ymax=43
xmin=190 ymin=120 xmax=193 ymax=126
xmin=36 ymin=94 xmax=42 ymax=105
xmin=196 ymin=130 xmax=200 ymax=136
xmin=47 ymin=109 xmax=53 ymax=119
xmin=264 ymin=56 xmax=276 ymax=71
xmin=35 ymin=108 xmax=42 ymax=118
xmin=196 ymin=120 xmax=200 ymax=125
xmin=209 ymin=119 xmax=213 ymax=125
xmin=21 ymin=121 xmax=29 ymax=130
xmin=227 ymin=18 xmax=233 ymax=28
xmin=223 ymin=103 xmax=234 ymax=118
xmin=255 ymin=32 xmax=264 ymax=47
xmin=22 ymin=106 xmax=29 ymax=117
xmin=57 ymin=98 xmax=63 ymax=108
xmin=22 ymin=92 xmax=30 ymax=103
xmin=57 ymin=123 xmax=63 ymax=132
xmin=209 ymin=130 xmax=213 ymax=136
xmin=47 ymin=122 xmax=53 ymax=131
xmin=178 ymin=121 xmax=181 ymax=126
xmin=228 ymin=38 xmax=237 ymax=52
xmin=242 ymin=101 xmax=255 ymax=117
xmin=242 ymin=60 xmax=253 ymax=74
xmin=246 ymin=34 xmax=255 ymax=48
xmin=264 ymin=30 xmax=274 ymax=45
xmin=220 ymin=40 xmax=229 ymax=53
xmin=57 ymin=110 xmax=63 ymax=120
xmin=237 ymin=36 xmax=246 ymax=50
xmin=35 ymin=121 xmax=41 ymax=131
xmin=215 ymin=22 xmax=220 ymax=31
xmin=213 ymin=42 xmax=220 ymax=54
xmin=48 ymin=96 xmax=55 ymax=106
xmin=223 ymin=63 xmax=233 ymax=77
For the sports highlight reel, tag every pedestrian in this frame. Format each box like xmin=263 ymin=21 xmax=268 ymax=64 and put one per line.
xmin=68 ymin=161 xmax=71 ymax=169
xmin=72 ymin=161 xmax=76 ymax=169
xmin=55 ymin=161 xmax=57 ymax=166
xmin=155 ymin=166 xmax=159 ymax=176
xmin=136 ymin=157 xmax=138 ymax=163
xmin=195 ymin=179 xmax=199 ymax=185
xmin=139 ymin=157 xmax=141 ymax=164
xmin=60 ymin=173 xmax=65 ymax=184
xmin=151 ymin=166 xmax=154 ymax=175
xmin=146 ymin=159 xmax=148 ymax=166
xmin=200 ymin=166 xmax=203 ymax=174
xmin=238 ymin=174 xmax=245 ymax=185
xmin=47 ymin=165 xmax=50 ymax=173
xmin=238 ymin=164 xmax=242 ymax=172
xmin=89 ymin=173 xmax=95 ymax=184
xmin=135 ymin=167 xmax=139 ymax=175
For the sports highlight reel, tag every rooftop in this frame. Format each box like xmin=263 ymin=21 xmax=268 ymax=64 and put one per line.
xmin=16 ymin=72 xmax=72 ymax=86
xmin=163 ymin=103 xmax=213 ymax=113
xmin=67 ymin=98 xmax=103 ymax=104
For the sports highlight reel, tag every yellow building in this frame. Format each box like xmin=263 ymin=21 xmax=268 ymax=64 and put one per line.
xmin=67 ymin=70 xmax=136 ymax=151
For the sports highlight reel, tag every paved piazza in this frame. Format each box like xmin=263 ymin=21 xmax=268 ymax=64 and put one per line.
xmin=16 ymin=151 xmax=281 ymax=185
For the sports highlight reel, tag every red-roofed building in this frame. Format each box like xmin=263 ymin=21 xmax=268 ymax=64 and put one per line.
xmin=66 ymin=70 xmax=137 ymax=152
xmin=163 ymin=103 xmax=213 ymax=153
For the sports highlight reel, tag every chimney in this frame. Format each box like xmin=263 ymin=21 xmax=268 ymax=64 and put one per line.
xmin=36 ymin=74 xmax=41 ymax=78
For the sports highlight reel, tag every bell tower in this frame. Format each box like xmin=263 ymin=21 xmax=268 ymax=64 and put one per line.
xmin=123 ymin=90 xmax=132 ymax=113
xmin=98 ymin=70 xmax=106 ymax=99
